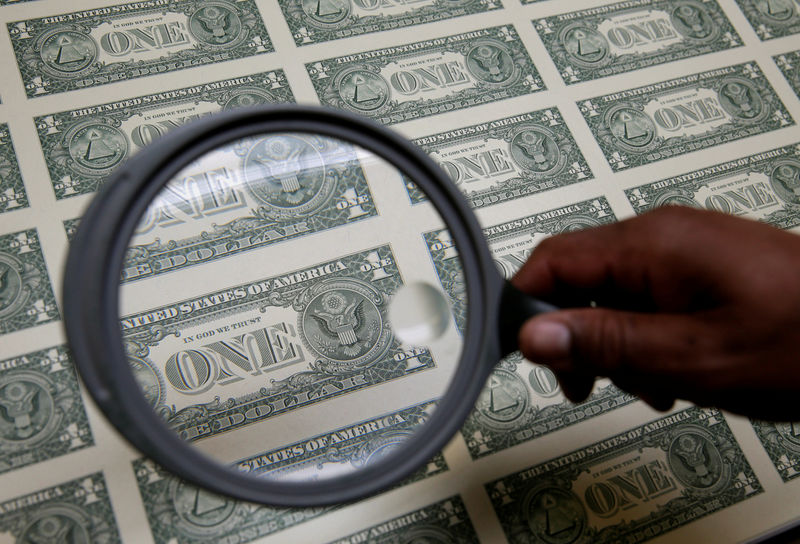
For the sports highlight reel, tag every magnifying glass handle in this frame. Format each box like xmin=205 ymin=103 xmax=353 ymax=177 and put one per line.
xmin=498 ymin=281 xmax=560 ymax=358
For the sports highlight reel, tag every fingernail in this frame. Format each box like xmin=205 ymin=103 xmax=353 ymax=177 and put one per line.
xmin=521 ymin=319 xmax=571 ymax=361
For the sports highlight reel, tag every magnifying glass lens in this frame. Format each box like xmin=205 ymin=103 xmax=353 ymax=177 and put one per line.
xmin=117 ymin=131 xmax=466 ymax=484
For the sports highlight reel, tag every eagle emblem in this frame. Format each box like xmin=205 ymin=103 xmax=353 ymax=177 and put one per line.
xmin=310 ymin=292 xmax=365 ymax=346
xmin=299 ymin=279 xmax=391 ymax=367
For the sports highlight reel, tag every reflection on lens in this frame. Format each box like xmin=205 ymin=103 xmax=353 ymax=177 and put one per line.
xmin=389 ymin=282 xmax=451 ymax=346
xmin=117 ymin=131 xmax=466 ymax=484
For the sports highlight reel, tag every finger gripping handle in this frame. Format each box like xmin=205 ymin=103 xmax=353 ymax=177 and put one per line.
xmin=498 ymin=281 xmax=559 ymax=357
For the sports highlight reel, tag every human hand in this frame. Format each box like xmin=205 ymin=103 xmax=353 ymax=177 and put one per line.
xmin=512 ymin=206 xmax=800 ymax=421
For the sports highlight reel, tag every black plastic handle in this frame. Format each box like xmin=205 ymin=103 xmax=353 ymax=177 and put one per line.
xmin=498 ymin=280 xmax=559 ymax=357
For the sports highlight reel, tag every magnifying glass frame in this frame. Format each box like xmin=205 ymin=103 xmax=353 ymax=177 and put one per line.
xmin=64 ymin=105 xmax=510 ymax=506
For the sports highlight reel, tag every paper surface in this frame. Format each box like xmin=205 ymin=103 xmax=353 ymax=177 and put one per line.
xmin=0 ymin=0 xmax=799 ymax=542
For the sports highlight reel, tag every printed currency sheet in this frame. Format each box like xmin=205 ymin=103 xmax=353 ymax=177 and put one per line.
xmin=1 ymin=0 xmax=800 ymax=542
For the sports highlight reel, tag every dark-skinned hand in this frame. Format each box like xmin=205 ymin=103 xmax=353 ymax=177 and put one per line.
xmin=512 ymin=206 xmax=800 ymax=421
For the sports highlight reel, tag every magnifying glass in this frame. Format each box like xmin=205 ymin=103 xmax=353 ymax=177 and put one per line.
xmin=63 ymin=105 xmax=558 ymax=507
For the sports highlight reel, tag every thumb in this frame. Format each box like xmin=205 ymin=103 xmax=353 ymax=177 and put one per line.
xmin=517 ymin=309 xmax=706 ymax=379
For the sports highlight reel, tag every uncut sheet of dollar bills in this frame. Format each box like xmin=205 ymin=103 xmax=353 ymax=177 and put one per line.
xmin=1 ymin=0 xmax=800 ymax=542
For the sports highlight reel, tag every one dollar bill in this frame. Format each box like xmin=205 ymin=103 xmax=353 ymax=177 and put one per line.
xmin=280 ymin=0 xmax=502 ymax=45
xmin=120 ymin=245 xmax=435 ymax=441
xmin=488 ymin=408 xmax=762 ymax=543
xmin=135 ymin=457 xmax=332 ymax=544
xmin=751 ymin=420 xmax=800 ymax=482
xmin=308 ymin=25 xmax=545 ymax=126
xmin=426 ymin=199 xmax=636 ymax=459
xmin=410 ymin=109 xmax=593 ymax=210
xmin=0 ymin=124 xmax=27 ymax=214
xmin=134 ymin=401 xmax=447 ymax=543
xmin=0 ymin=229 xmax=59 ymax=336
xmin=580 ymin=62 xmax=793 ymax=171
xmin=121 ymin=130 xmax=376 ymax=283
xmin=735 ymin=0 xmax=800 ymax=40
xmin=626 ymin=143 xmax=800 ymax=229
xmin=535 ymin=0 xmax=741 ymax=84
xmin=8 ymin=0 xmax=273 ymax=97
xmin=236 ymin=401 xmax=445 ymax=480
xmin=0 ymin=472 xmax=121 ymax=542
xmin=327 ymin=495 xmax=478 ymax=544
xmin=0 ymin=345 xmax=93 ymax=474
xmin=36 ymin=71 xmax=294 ymax=200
